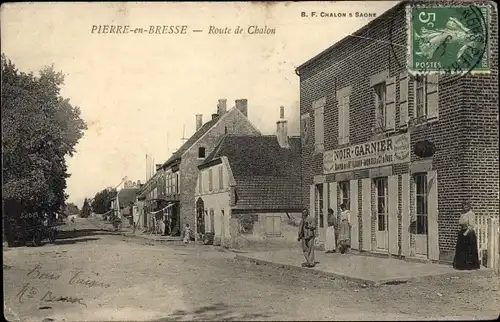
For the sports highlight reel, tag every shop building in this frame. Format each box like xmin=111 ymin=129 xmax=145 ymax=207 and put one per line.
xmin=295 ymin=2 xmax=498 ymax=262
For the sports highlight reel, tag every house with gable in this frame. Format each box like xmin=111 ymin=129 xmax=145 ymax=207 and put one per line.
xmin=158 ymin=98 xmax=261 ymax=236
xmin=195 ymin=107 xmax=302 ymax=248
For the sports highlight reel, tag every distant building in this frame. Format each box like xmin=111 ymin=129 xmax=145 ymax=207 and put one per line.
xmin=142 ymin=98 xmax=261 ymax=236
xmin=195 ymin=107 xmax=302 ymax=247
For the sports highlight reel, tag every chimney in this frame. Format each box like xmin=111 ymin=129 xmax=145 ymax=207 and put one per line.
xmin=276 ymin=106 xmax=289 ymax=148
xmin=235 ymin=99 xmax=248 ymax=117
xmin=217 ymin=99 xmax=227 ymax=115
xmin=212 ymin=113 xmax=219 ymax=120
xmin=195 ymin=114 xmax=203 ymax=131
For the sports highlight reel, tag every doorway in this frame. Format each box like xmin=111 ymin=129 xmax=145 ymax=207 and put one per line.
xmin=375 ymin=177 xmax=389 ymax=251
xmin=413 ymin=173 xmax=428 ymax=256
xmin=220 ymin=209 xmax=225 ymax=247
xmin=196 ymin=198 xmax=205 ymax=238
xmin=315 ymin=184 xmax=325 ymax=242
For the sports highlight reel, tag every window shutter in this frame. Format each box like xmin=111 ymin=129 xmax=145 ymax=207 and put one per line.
xmin=388 ymin=175 xmax=399 ymax=255
xmin=273 ymin=216 xmax=281 ymax=235
xmin=361 ymin=178 xmax=372 ymax=251
xmin=385 ymin=76 xmax=396 ymax=131
xmin=401 ymin=173 xmax=410 ymax=257
xmin=338 ymin=97 xmax=344 ymax=143
xmin=265 ymin=216 xmax=273 ymax=235
xmin=315 ymin=106 xmax=325 ymax=152
xmin=349 ymin=179 xmax=359 ymax=250
xmin=310 ymin=185 xmax=315 ymax=219
xmin=322 ymin=183 xmax=329 ymax=229
xmin=399 ymin=72 xmax=409 ymax=127
xmin=426 ymin=74 xmax=439 ymax=119
xmin=343 ymin=96 xmax=350 ymax=144
xmin=427 ymin=170 xmax=439 ymax=260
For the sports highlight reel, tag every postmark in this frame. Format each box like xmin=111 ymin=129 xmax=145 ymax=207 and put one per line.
xmin=407 ymin=1 xmax=490 ymax=76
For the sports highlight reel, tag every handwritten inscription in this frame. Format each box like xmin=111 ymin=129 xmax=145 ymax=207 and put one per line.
xmin=16 ymin=264 xmax=110 ymax=307
xmin=27 ymin=264 xmax=61 ymax=281
xmin=17 ymin=283 xmax=87 ymax=307
xmin=69 ymin=271 xmax=111 ymax=289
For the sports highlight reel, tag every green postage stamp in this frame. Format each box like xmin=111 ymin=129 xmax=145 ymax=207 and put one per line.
xmin=408 ymin=2 xmax=491 ymax=75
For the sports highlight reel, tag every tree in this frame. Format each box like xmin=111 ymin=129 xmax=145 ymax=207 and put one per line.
xmin=2 ymin=54 xmax=87 ymax=229
xmin=80 ymin=198 xmax=91 ymax=218
xmin=91 ymin=188 xmax=117 ymax=214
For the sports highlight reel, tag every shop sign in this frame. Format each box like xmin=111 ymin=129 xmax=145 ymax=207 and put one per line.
xmin=323 ymin=133 xmax=410 ymax=174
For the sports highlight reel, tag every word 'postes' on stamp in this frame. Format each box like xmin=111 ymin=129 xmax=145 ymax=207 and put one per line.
xmin=408 ymin=3 xmax=490 ymax=76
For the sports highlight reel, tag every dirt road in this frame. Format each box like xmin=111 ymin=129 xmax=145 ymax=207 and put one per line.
xmin=3 ymin=218 xmax=499 ymax=321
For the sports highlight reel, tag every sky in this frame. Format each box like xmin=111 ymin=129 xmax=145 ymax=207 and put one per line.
xmin=1 ymin=1 xmax=398 ymax=207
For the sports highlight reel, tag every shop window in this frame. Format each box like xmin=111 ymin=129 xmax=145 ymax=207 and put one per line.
xmin=414 ymin=173 xmax=428 ymax=235
xmin=339 ymin=181 xmax=350 ymax=209
xmin=315 ymin=184 xmax=324 ymax=228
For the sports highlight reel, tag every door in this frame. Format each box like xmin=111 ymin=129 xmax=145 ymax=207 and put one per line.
xmin=375 ymin=177 xmax=389 ymax=251
xmin=196 ymin=198 xmax=205 ymax=235
xmin=413 ymin=173 xmax=428 ymax=256
xmin=220 ymin=210 xmax=225 ymax=247
xmin=315 ymin=184 xmax=326 ymax=243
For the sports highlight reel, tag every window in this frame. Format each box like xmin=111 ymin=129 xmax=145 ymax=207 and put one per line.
xmin=413 ymin=74 xmax=439 ymax=123
xmin=208 ymin=169 xmax=213 ymax=191
xmin=374 ymin=82 xmax=387 ymax=131
xmin=218 ymin=166 xmax=224 ymax=190
xmin=338 ymin=94 xmax=350 ymax=145
xmin=265 ymin=216 xmax=281 ymax=236
xmin=315 ymin=184 xmax=324 ymax=228
xmin=375 ymin=178 xmax=388 ymax=232
xmin=198 ymin=173 xmax=202 ymax=193
xmin=313 ymin=97 xmax=326 ymax=153
xmin=415 ymin=76 xmax=428 ymax=119
xmin=198 ymin=147 xmax=206 ymax=159
xmin=414 ymin=173 xmax=428 ymax=235
xmin=339 ymin=181 xmax=350 ymax=209
xmin=176 ymin=173 xmax=179 ymax=193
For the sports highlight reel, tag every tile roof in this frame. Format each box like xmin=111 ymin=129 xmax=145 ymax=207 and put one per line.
xmin=162 ymin=116 xmax=220 ymax=168
xmin=201 ymin=135 xmax=302 ymax=211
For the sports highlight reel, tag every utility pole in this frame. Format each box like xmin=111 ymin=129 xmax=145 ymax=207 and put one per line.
xmin=181 ymin=124 xmax=188 ymax=145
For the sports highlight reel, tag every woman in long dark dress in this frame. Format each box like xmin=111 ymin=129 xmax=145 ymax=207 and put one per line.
xmin=453 ymin=201 xmax=480 ymax=270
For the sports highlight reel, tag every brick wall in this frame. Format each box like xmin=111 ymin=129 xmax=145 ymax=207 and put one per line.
xmin=298 ymin=1 xmax=499 ymax=261
xmin=179 ymin=108 xmax=261 ymax=229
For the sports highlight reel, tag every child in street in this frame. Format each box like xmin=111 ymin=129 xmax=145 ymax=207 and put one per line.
xmin=183 ymin=223 xmax=191 ymax=244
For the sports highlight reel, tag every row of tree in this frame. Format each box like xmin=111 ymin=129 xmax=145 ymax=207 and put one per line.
xmin=2 ymin=54 xmax=87 ymax=227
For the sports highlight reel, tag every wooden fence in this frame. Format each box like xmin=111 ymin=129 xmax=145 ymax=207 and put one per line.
xmin=476 ymin=215 xmax=500 ymax=273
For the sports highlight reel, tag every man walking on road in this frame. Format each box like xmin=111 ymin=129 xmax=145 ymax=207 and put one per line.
xmin=298 ymin=208 xmax=316 ymax=268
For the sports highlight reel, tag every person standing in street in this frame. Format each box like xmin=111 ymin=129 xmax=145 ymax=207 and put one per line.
xmin=298 ymin=208 xmax=316 ymax=267
xmin=453 ymin=201 xmax=480 ymax=270
xmin=324 ymin=208 xmax=337 ymax=253
xmin=183 ymin=223 xmax=192 ymax=244
xmin=338 ymin=203 xmax=351 ymax=254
